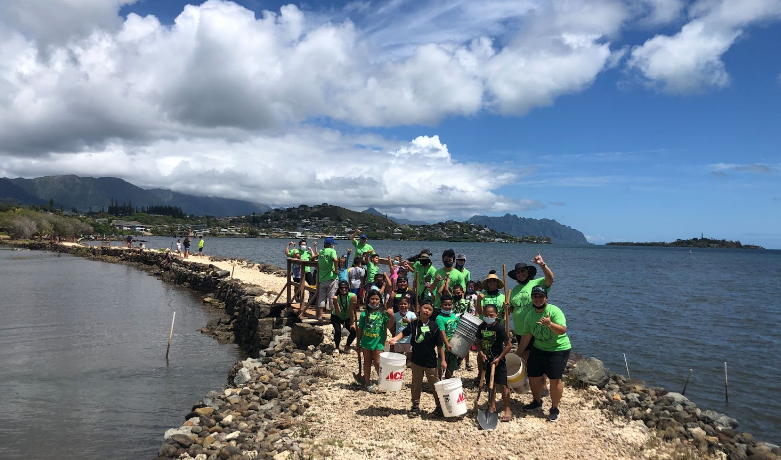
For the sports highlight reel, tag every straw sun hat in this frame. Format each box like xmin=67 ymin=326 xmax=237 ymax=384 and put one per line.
xmin=480 ymin=273 xmax=504 ymax=290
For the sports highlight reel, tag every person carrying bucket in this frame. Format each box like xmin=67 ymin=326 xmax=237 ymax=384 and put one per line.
xmin=356 ymin=290 xmax=393 ymax=391
xmin=477 ymin=304 xmax=513 ymax=423
xmin=389 ymin=299 xmax=446 ymax=418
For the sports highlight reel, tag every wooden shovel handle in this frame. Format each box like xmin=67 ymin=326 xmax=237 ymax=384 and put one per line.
xmin=489 ymin=362 xmax=497 ymax=392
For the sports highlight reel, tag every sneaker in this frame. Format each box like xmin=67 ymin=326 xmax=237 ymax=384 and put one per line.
xmin=431 ymin=406 xmax=444 ymax=418
xmin=522 ymin=399 xmax=543 ymax=412
xmin=366 ymin=384 xmax=377 ymax=392
xmin=548 ymin=407 xmax=560 ymax=422
xmin=541 ymin=388 xmax=550 ymax=397
xmin=408 ymin=406 xmax=421 ymax=418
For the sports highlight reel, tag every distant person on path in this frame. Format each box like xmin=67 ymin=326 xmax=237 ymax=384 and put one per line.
xmin=183 ymin=236 xmax=191 ymax=258
xmin=455 ymin=253 xmax=471 ymax=284
xmin=351 ymin=230 xmax=375 ymax=259
xmin=477 ymin=304 xmax=513 ymax=423
xmin=126 ymin=235 xmax=133 ymax=248
xmin=198 ymin=236 xmax=204 ymax=257
xmin=331 ymin=281 xmax=357 ymax=354
xmin=517 ymin=286 xmax=571 ymax=423
xmin=176 ymin=239 xmax=182 ymax=256
xmin=315 ymin=237 xmax=340 ymax=323
xmin=389 ymin=300 xmax=445 ymax=418
xmin=356 ymin=290 xmax=392 ymax=391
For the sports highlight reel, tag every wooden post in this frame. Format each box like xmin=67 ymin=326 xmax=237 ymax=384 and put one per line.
xmin=165 ymin=312 xmax=176 ymax=360
xmin=724 ymin=362 xmax=729 ymax=405
xmin=623 ymin=353 xmax=631 ymax=379
xmin=286 ymin=258 xmax=292 ymax=306
xmin=502 ymin=264 xmax=509 ymax=336
xmin=681 ymin=368 xmax=692 ymax=395
xmin=414 ymin=271 xmax=419 ymax=315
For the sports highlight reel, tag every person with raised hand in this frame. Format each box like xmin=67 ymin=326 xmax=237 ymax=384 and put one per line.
xmin=516 ymin=286 xmax=571 ymax=423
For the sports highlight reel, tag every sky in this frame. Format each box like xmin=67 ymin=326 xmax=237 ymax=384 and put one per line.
xmin=0 ymin=0 xmax=779 ymax=248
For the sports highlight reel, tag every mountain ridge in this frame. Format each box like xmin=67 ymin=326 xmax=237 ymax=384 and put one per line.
xmin=467 ymin=213 xmax=589 ymax=244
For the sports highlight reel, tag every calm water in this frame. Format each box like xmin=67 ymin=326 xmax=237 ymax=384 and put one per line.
xmin=0 ymin=249 xmax=243 ymax=460
xmin=142 ymin=236 xmax=781 ymax=444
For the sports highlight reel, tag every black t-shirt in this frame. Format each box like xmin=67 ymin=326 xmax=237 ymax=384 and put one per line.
xmin=401 ymin=318 xmax=443 ymax=368
xmin=477 ymin=322 xmax=508 ymax=360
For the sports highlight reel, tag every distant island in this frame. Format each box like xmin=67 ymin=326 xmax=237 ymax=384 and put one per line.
xmin=607 ymin=237 xmax=764 ymax=250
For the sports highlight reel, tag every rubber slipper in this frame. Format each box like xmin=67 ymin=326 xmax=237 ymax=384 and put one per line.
xmin=501 ymin=414 xmax=513 ymax=422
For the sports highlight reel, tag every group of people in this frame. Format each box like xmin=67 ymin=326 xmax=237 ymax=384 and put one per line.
xmin=175 ymin=236 xmax=204 ymax=259
xmin=285 ymin=231 xmax=572 ymax=423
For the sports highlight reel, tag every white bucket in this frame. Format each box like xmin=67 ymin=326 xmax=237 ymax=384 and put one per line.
xmin=435 ymin=377 xmax=467 ymax=417
xmin=378 ymin=352 xmax=406 ymax=391
xmin=449 ymin=313 xmax=482 ymax=358
xmin=506 ymin=353 xmax=529 ymax=394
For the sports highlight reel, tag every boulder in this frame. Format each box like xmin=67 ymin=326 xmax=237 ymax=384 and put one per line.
xmin=291 ymin=323 xmax=323 ymax=349
xmin=572 ymin=357 xmax=611 ymax=388
xmin=702 ymin=410 xmax=739 ymax=430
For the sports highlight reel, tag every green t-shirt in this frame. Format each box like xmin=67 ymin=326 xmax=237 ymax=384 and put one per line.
xmin=365 ymin=260 xmax=379 ymax=285
xmin=318 ymin=247 xmax=338 ymax=282
xmin=198 ymin=239 xmax=204 ymax=249
xmin=452 ymin=298 xmax=471 ymax=316
xmin=435 ymin=313 xmax=459 ymax=340
xmin=333 ymin=292 xmax=355 ymax=321
xmin=412 ymin=261 xmax=436 ymax=296
xmin=458 ymin=267 xmax=471 ymax=284
xmin=432 ymin=268 xmax=466 ymax=309
xmin=289 ymin=247 xmax=314 ymax=273
xmin=510 ymin=277 xmax=548 ymax=334
xmin=480 ymin=290 xmax=506 ymax=322
xmin=519 ymin=303 xmax=571 ymax=352
xmin=359 ymin=309 xmax=390 ymax=350
xmin=352 ymin=239 xmax=374 ymax=258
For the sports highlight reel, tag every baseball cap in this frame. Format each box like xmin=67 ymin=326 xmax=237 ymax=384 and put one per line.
xmin=324 ymin=237 xmax=336 ymax=245
xmin=359 ymin=234 xmax=368 ymax=239
xmin=456 ymin=253 xmax=466 ymax=261
xmin=531 ymin=286 xmax=547 ymax=297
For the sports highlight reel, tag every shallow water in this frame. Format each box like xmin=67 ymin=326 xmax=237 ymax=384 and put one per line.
xmin=0 ymin=249 xmax=243 ymax=460
xmin=142 ymin=236 xmax=781 ymax=444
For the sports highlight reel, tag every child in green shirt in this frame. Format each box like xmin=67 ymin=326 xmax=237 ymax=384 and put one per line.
xmin=356 ymin=290 xmax=393 ymax=391
xmin=436 ymin=294 xmax=461 ymax=379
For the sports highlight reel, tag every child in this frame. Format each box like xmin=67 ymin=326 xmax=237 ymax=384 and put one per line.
xmin=389 ymin=300 xmax=446 ymax=418
xmin=452 ymin=284 xmax=475 ymax=371
xmin=332 ymin=280 xmax=357 ymax=353
xmin=393 ymin=295 xmax=417 ymax=366
xmin=476 ymin=304 xmax=513 ymax=423
xmin=356 ymin=290 xmax=393 ymax=391
xmin=436 ymin=294 xmax=461 ymax=379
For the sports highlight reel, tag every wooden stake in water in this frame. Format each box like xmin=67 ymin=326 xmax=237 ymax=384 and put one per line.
xmin=166 ymin=312 xmax=176 ymax=360
xmin=682 ymin=368 xmax=692 ymax=395
xmin=231 ymin=264 xmax=235 ymax=279
xmin=724 ymin=362 xmax=729 ymax=405
xmin=623 ymin=353 xmax=631 ymax=379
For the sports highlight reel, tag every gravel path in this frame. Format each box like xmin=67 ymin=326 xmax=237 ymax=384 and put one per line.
xmin=297 ymin=327 xmax=718 ymax=460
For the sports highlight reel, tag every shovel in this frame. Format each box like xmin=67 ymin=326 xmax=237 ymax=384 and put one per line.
xmin=477 ymin=363 xmax=498 ymax=430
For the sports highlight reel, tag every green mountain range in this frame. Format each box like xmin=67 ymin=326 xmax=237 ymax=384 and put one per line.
xmin=0 ymin=175 xmax=270 ymax=217
xmin=468 ymin=214 xmax=589 ymax=244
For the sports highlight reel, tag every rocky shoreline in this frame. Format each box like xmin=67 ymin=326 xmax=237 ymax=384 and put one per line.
xmin=3 ymin=240 xmax=778 ymax=460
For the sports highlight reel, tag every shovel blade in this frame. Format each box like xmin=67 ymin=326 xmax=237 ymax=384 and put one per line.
xmin=477 ymin=409 xmax=498 ymax=430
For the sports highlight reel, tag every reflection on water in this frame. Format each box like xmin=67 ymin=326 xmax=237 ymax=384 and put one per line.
xmin=0 ymin=250 xmax=243 ymax=460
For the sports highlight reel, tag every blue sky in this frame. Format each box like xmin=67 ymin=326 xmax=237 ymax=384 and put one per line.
xmin=0 ymin=0 xmax=780 ymax=248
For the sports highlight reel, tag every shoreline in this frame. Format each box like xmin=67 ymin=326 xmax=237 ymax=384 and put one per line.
xmin=2 ymin=240 xmax=778 ymax=460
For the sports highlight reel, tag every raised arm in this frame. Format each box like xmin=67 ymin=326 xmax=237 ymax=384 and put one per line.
xmin=534 ymin=253 xmax=554 ymax=288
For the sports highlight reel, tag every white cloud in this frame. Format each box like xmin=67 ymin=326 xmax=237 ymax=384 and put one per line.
xmin=627 ymin=0 xmax=781 ymax=93
xmin=0 ymin=127 xmax=537 ymax=220
xmin=709 ymin=163 xmax=779 ymax=174
xmin=636 ymin=0 xmax=685 ymax=26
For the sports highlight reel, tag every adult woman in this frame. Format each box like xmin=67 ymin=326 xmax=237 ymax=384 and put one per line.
xmin=516 ymin=286 xmax=570 ymax=422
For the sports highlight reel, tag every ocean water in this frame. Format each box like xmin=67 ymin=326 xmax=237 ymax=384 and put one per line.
xmin=142 ymin=236 xmax=781 ymax=444
xmin=0 ymin=249 xmax=243 ymax=460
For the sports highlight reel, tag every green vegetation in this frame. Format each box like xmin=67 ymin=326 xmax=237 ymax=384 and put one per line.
xmin=0 ymin=207 xmax=93 ymax=240
xmin=607 ymin=237 xmax=763 ymax=249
